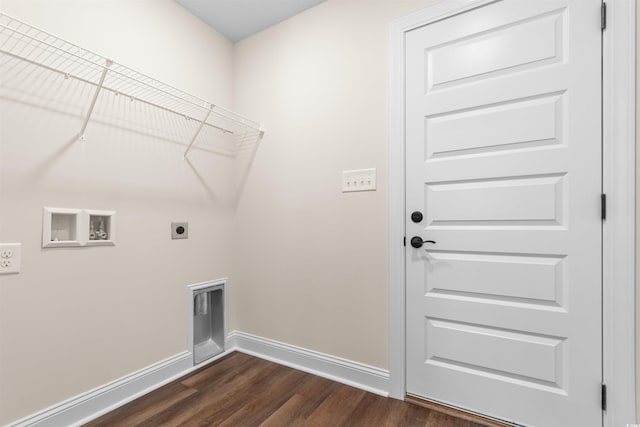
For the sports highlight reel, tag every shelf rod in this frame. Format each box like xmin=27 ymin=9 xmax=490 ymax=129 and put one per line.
xmin=183 ymin=106 xmax=214 ymax=159
xmin=0 ymin=21 xmax=261 ymax=131
xmin=0 ymin=13 xmax=264 ymax=134
xmin=0 ymin=22 xmax=107 ymax=71
xmin=0 ymin=20 xmax=261 ymax=131
xmin=0 ymin=47 xmax=236 ymax=135
xmin=79 ymin=59 xmax=112 ymax=141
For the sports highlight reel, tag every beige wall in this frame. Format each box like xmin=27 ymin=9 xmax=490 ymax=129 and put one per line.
xmin=231 ymin=0 xmax=437 ymax=369
xmin=0 ymin=1 xmax=235 ymax=424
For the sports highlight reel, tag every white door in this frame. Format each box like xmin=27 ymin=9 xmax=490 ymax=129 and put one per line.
xmin=405 ymin=1 xmax=602 ymax=426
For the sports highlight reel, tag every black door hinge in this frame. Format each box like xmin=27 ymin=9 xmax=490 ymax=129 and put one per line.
xmin=403 ymin=236 xmax=406 ymax=247
xmin=601 ymin=194 xmax=607 ymax=220
xmin=601 ymin=2 xmax=607 ymax=30
xmin=601 ymin=383 xmax=607 ymax=411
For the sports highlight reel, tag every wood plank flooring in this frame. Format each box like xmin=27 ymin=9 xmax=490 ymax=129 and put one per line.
xmin=85 ymin=352 xmax=485 ymax=427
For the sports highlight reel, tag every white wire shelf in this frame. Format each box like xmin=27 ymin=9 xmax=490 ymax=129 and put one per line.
xmin=0 ymin=12 xmax=264 ymax=158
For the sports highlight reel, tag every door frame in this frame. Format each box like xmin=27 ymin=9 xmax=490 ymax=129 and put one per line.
xmin=388 ymin=0 xmax=637 ymax=425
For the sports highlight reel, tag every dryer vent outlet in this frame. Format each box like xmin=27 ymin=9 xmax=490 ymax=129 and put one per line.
xmin=172 ymin=222 xmax=188 ymax=239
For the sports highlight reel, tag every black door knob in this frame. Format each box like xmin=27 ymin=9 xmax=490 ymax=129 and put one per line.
xmin=410 ymin=237 xmax=436 ymax=248
xmin=411 ymin=211 xmax=423 ymax=223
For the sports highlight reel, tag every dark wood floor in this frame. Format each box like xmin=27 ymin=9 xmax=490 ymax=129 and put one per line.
xmin=85 ymin=352 xmax=485 ymax=427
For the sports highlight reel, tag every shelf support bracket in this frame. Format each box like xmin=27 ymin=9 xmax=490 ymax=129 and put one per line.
xmin=183 ymin=105 xmax=213 ymax=159
xmin=79 ymin=59 xmax=112 ymax=141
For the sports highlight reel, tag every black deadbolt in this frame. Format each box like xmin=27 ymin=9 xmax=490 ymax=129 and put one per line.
xmin=176 ymin=226 xmax=185 ymax=235
xmin=411 ymin=211 xmax=423 ymax=223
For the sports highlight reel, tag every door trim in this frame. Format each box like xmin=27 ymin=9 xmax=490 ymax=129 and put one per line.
xmin=602 ymin=0 xmax=637 ymax=423
xmin=388 ymin=0 xmax=637 ymax=425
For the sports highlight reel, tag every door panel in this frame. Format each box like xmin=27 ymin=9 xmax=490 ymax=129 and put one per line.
xmin=425 ymin=174 xmax=565 ymax=225
xmin=405 ymin=1 xmax=602 ymax=426
xmin=424 ymin=318 xmax=565 ymax=387
xmin=427 ymin=9 xmax=564 ymax=90
xmin=425 ymin=94 xmax=563 ymax=159
xmin=425 ymin=251 xmax=564 ymax=304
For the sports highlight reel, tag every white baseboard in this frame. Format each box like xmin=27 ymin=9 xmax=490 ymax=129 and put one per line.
xmin=228 ymin=330 xmax=390 ymax=397
xmin=7 ymin=332 xmax=389 ymax=426
xmin=5 ymin=350 xmax=232 ymax=427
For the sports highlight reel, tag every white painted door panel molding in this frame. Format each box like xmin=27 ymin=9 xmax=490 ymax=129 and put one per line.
xmin=389 ymin=0 xmax=636 ymax=425
xmin=406 ymin=1 xmax=602 ymax=424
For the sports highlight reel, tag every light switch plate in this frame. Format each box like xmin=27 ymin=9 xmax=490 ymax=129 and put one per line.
xmin=342 ymin=168 xmax=376 ymax=192
xmin=0 ymin=243 xmax=21 ymax=274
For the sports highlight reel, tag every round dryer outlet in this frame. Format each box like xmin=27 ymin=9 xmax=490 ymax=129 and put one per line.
xmin=171 ymin=222 xmax=188 ymax=239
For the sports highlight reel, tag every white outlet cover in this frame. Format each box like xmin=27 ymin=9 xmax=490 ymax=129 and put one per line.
xmin=342 ymin=168 xmax=377 ymax=192
xmin=0 ymin=243 xmax=21 ymax=274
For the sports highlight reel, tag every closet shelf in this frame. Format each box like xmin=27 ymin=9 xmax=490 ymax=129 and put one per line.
xmin=0 ymin=12 xmax=264 ymax=157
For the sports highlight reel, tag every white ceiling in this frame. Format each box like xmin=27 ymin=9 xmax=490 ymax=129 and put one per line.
xmin=175 ymin=0 xmax=328 ymax=42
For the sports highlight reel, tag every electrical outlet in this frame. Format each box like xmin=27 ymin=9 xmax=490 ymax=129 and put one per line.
xmin=171 ymin=222 xmax=188 ymax=239
xmin=342 ymin=168 xmax=377 ymax=192
xmin=0 ymin=243 xmax=21 ymax=274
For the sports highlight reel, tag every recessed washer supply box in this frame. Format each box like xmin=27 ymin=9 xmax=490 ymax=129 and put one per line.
xmin=42 ymin=207 xmax=115 ymax=248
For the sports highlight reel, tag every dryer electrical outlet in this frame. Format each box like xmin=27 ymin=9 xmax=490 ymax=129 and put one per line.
xmin=171 ymin=222 xmax=188 ymax=239
xmin=0 ymin=243 xmax=21 ymax=274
